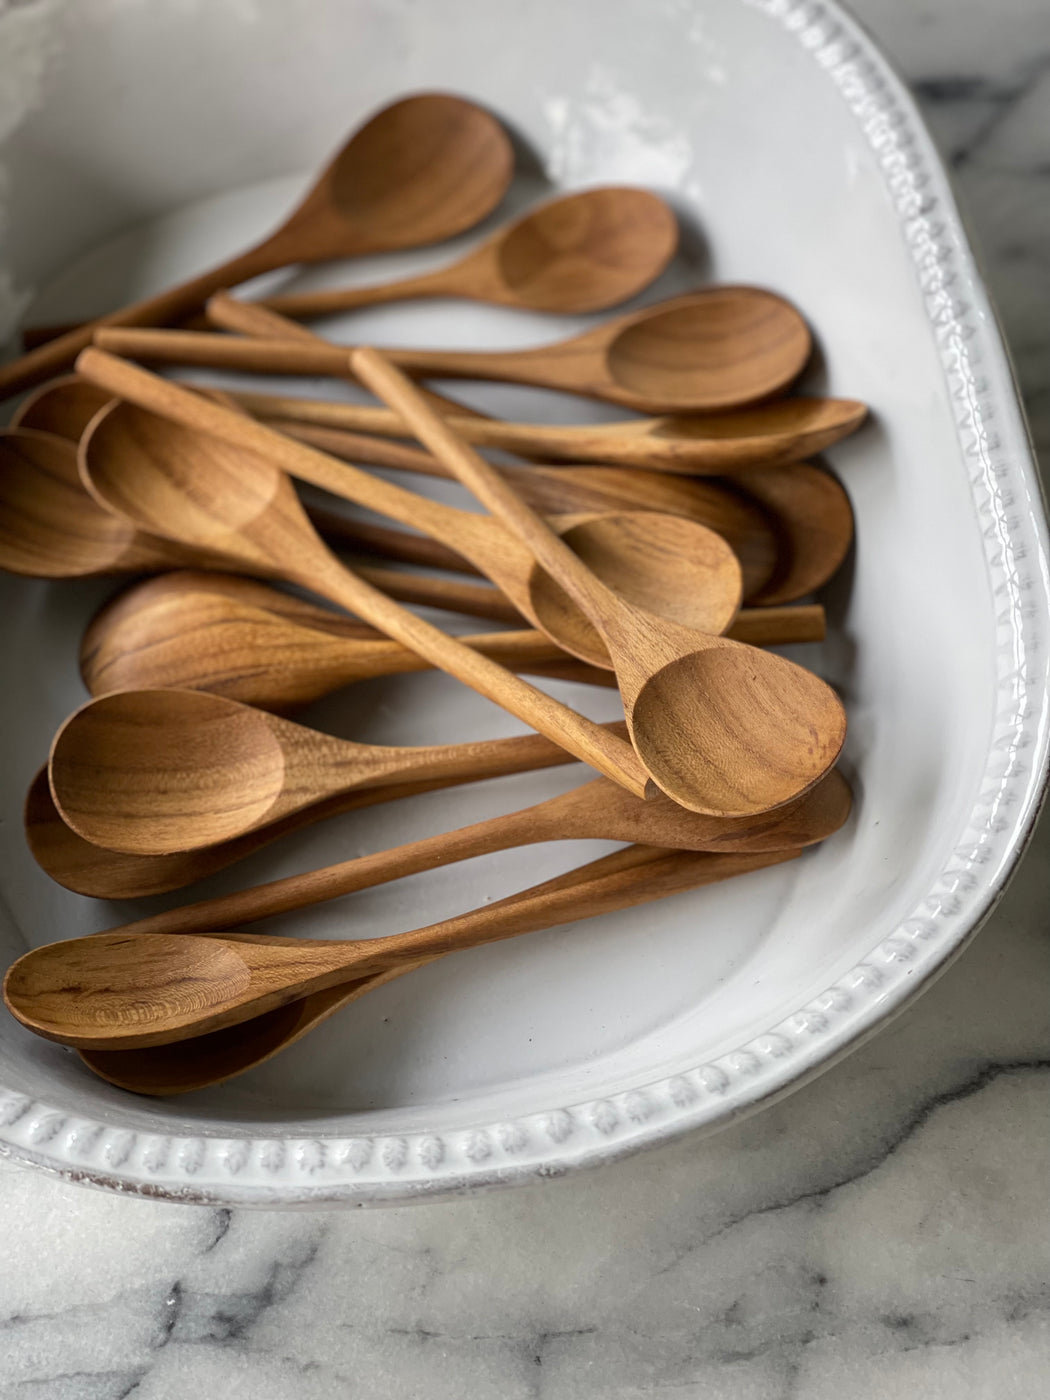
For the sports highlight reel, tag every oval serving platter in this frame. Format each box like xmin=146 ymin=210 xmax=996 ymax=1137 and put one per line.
xmin=0 ymin=0 xmax=1046 ymax=1206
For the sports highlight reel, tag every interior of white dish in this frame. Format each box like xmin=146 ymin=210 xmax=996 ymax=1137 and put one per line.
xmin=0 ymin=0 xmax=1040 ymax=1173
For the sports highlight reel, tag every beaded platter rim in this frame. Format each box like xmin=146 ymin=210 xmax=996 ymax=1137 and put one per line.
xmin=0 ymin=0 xmax=1048 ymax=1206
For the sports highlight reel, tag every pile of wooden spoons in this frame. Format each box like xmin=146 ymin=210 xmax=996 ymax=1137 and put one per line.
xmin=0 ymin=91 xmax=864 ymax=1095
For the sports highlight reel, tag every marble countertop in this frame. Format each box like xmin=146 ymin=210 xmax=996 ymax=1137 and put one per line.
xmin=2 ymin=1 xmax=1048 ymax=1395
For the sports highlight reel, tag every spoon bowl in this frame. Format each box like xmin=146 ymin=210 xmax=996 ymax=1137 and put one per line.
xmin=385 ymin=285 xmax=812 ymax=411
xmin=82 ymin=397 xmax=743 ymax=669
xmin=628 ymin=641 xmax=846 ymax=814
xmin=10 ymin=375 xmax=112 ymax=441
xmin=0 ymin=428 xmax=181 ymax=577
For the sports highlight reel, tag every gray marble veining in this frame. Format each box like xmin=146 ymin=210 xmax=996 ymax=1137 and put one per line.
xmin=1 ymin=1 xmax=1048 ymax=1396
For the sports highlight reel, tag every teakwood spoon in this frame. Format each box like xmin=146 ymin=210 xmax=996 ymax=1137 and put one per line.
xmin=54 ymin=767 xmax=854 ymax=936
xmin=79 ymin=374 xmax=744 ymax=668
xmin=51 ymin=689 xmax=639 ymax=857
xmin=97 ymin=284 xmax=812 ymax=415
xmin=18 ymin=185 xmax=679 ymax=345
xmin=207 ymin=290 xmax=782 ymax=598
xmin=80 ymin=571 xmax=823 ymax=709
xmin=185 ymin=378 xmax=869 ymax=474
xmin=0 ymin=93 xmax=513 ymax=399
xmin=27 ymin=722 xmax=614 ymax=899
xmin=354 ymin=349 xmax=847 ymax=817
xmin=75 ymin=845 xmax=780 ymax=1094
xmin=0 ymin=422 xmax=586 ymax=616
xmin=72 ymin=359 xmax=652 ymax=797
xmin=6 ymin=843 xmax=805 ymax=1051
xmin=202 ymin=286 xmax=810 ymax=412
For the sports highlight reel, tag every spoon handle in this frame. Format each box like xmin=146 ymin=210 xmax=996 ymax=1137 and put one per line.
xmin=222 ymin=264 xmax=470 ymax=322
xmin=0 ymin=244 xmax=280 ymax=402
xmin=315 ymin=843 xmax=802 ymax=982
xmin=75 ymin=349 xmax=650 ymax=797
xmin=77 ymin=843 xmax=797 ymax=1094
xmin=94 ymin=790 xmax=610 ymax=939
xmin=351 ymin=349 xmax=630 ymax=628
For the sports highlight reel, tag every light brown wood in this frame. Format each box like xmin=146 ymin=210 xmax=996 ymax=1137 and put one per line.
xmin=196 ymin=379 xmax=868 ymax=475
xmin=10 ymin=374 xmax=113 ymax=440
xmin=27 ymin=722 xmax=615 ymax=900
xmin=731 ymin=463 xmax=855 ymax=605
xmin=18 ymin=186 xmax=678 ymax=346
xmin=271 ymin=419 xmax=783 ymax=600
xmin=207 ymin=287 xmax=809 ymax=412
xmin=80 ymin=572 xmax=615 ymax=709
xmin=81 ymin=767 xmax=851 ymax=937
xmin=77 ymin=365 xmax=744 ymax=668
xmin=80 ymin=571 xmax=822 ymax=712
xmin=98 ymin=289 xmax=811 ymax=416
xmin=0 ymin=393 xmax=526 ymax=602
xmin=49 ymin=688 xmax=633 ymax=856
xmin=31 ymin=735 xmax=621 ymax=903
xmin=78 ymin=841 xmax=802 ymax=1092
xmin=6 ymin=841 xmax=803 ymax=1051
xmin=0 ymin=428 xmax=204 ymax=578
xmin=256 ymin=186 xmax=678 ymax=317
xmin=353 ymin=349 xmax=848 ymax=817
xmin=203 ymin=291 xmax=784 ymax=601
xmin=71 ymin=356 xmax=651 ymax=797
xmin=0 ymin=94 xmax=513 ymax=400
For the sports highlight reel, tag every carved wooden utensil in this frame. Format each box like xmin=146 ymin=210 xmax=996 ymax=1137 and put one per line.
xmin=0 ymin=93 xmax=513 ymax=399
xmin=49 ymin=689 xmax=635 ymax=857
xmin=0 ymin=422 xmax=594 ymax=619
xmin=79 ymin=571 xmax=823 ymax=710
xmin=19 ymin=186 xmax=679 ymax=345
xmin=353 ymin=349 xmax=847 ymax=818
xmin=206 ymin=290 xmax=782 ymax=599
xmin=181 ymin=374 xmax=867 ymax=474
xmin=69 ymin=362 xmax=653 ymax=794
xmin=203 ymin=286 xmax=809 ymax=412
xmin=27 ymin=723 xmax=613 ymax=900
xmin=76 ymin=356 xmax=744 ymax=670
xmin=5 ymin=841 xmax=808 ymax=1051
xmin=96 ymin=284 xmax=813 ymax=415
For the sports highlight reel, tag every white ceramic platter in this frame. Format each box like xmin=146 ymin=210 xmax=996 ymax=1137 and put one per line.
xmin=0 ymin=0 xmax=1047 ymax=1206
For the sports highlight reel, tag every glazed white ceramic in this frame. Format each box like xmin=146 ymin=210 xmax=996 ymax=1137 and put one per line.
xmin=0 ymin=0 xmax=1046 ymax=1207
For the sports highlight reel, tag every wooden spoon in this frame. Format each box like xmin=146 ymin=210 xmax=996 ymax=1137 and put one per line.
xmin=80 ymin=572 xmax=614 ymax=708
xmin=0 ymin=93 xmax=513 ymax=400
xmin=73 ymin=359 xmax=650 ymax=794
xmin=214 ymin=285 xmax=809 ymax=412
xmin=79 ymin=391 xmax=744 ymax=669
xmin=263 ymin=415 xmax=782 ymax=599
xmin=27 ymin=722 xmax=611 ymax=900
xmin=6 ymin=842 xmax=804 ymax=1051
xmin=0 ymin=422 xmax=556 ymax=617
xmin=206 ymin=290 xmax=784 ymax=600
xmin=78 ymin=841 xmax=809 ymax=1094
xmin=354 ymin=349 xmax=847 ymax=817
xmin=0 ymin=428 xmax=212 ymax=578
xmin=59 ymin=765 xmax=853 ymax=936
xmin=147 ymin=375 xmax=867 ymax=475
xmin=48 ymin=689 xmax=631 ymax=856
xmin=10 ymin=375 xmax=113 ymax=440
xmin=80 ymin=571 xmax=823 ymax=710
xmin=730 ymin=463 xmax=854 ymax=605
xmin=18 ymin=186 xmax=678 ymax=345
xmin=97 ymin=285 xmax=812 ymax=415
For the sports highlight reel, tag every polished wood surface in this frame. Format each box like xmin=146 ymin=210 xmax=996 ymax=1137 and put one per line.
xmin=73 ymin=354 xmax=652 ymax=795
xmin=5 ymin=842 xmax=802 ymax=1051
xmin=352 ymin=348 xmax=847 ymax=817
